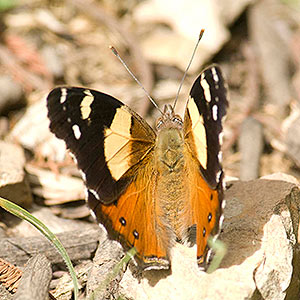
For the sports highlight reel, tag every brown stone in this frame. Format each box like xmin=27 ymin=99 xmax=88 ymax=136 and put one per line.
xmin=0 ymin=141 xmax=32 ymax=207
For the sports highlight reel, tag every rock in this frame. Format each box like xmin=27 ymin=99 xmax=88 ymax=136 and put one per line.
xmin=40 ymin=46 xmax=64 ymax=79
xmin=0 ymin=75 xmax=23 ymax=115
xmin=13 ymin=254 xmax=51 ymax=300
xmin=0 ymin=225 xmax=7 ymax=239
xmin=25 ymin=164 xmax=85 ymax=205
xmin=0 ymin=141 xmax=32 ymax=207
xmin=0 ymin=285 xmax=13 ymax=300
xmin=261 ymin=172 xmax=299 ymax=185
xmin=51 ymin=261 xmax=93 ymax=300
xmin=248 ymin=0 xmax=293 ymax=116
xmin=1 ymin=225 xmax=100 ymax=266
xmin=0 ymin=117 xmax=9 ymax=139
xmin=116 ymin=176 xmax=300 ymax=300
xmin=133 ymin=0 xmax=254 ymax=72
xmin=11 ymin=206 xmax=93 ymax=237
xmin=238 ymin=117 xmax=263 ymax=180
xmin=8 ymin=97 xmax=67 ymax=162
xmin=86 ymin=237 xmax=124 ymax=299
xmin=284 ymin=110 xmax=300 ymax=167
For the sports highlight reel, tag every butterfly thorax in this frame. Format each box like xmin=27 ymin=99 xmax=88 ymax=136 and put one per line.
xmin=154 ymin=104 xmax=189 ymax=243
xmin=155 ymin=104 xmax=185 ymax=175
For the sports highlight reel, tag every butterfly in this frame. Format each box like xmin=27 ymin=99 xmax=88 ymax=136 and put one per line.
xmin=47 ymin=64 xmax=228 ymax=270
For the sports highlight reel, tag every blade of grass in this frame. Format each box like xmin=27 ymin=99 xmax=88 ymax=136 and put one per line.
xmin=206 ymin=237 xmax=227 ymax=274
xmin=0 ymin=197 xmax=79 ymax=299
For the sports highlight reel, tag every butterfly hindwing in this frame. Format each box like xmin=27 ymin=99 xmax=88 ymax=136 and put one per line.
xmin=47 ymin=87 xmax=156 ymax=203
xmin=88 ymin=163 xmax=170 ymax=269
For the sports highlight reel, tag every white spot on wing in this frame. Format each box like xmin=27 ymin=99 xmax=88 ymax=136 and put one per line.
xmin=79 ymin=170 xmax=87 ymax=182
xmin=211 ymin=67 xmax=219 ymax=82
xmin=72 ymin=124 xmax=81 ymax=139
xmin=222 ymin=180 xmax=226 ymax=190
xmin=60 ymin=88 xmax=67 ymax=103
xmin=89 ymin=188 xmax=100 ymax=201
xmin=219 ymin=132 xmax=224 ymax=145
xmin=97 ymin=222 xmax=108 ymax=235
xmin=212 ymin=105 xmax=218 ymax=121
xmin=200 ymin=73 xmax=211 ymax=102
xmin=206 ymin=249 xmax=213 ymax=263
xmin=84 ymin=188 xmax=89 ymax=199
xmin=218 ymin=151 xmax=223 ymax=163
xmin=219 ymin=214 xmax=224 ymax=228
xmin=216 ymin=170 xmax=222 ymax=182
xmin=89 ymin=209 xmax=97 ymax=220
xmin=68 ymin=152 xmax=78 ymax=164
xmin=222 ymin=199 xmax=226 ymax=209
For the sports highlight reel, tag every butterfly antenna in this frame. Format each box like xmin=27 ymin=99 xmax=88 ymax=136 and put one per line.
xmin=173 ymin=29 xmax=205 ymax=110
xmin=110 ymin=46 xmax=163 ymax=115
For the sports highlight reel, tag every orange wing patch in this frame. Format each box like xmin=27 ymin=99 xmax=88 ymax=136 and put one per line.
xmin=185 ymin=152 xmax=222 ymax=264
xmin=90 ymin=169 xmax=170 ymax=269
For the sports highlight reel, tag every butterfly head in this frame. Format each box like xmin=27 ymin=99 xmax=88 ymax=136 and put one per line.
xmin=156 ymin=104 xmax=183 ymax=132
xmin=155 ymin=104 xmax=185 ymax=174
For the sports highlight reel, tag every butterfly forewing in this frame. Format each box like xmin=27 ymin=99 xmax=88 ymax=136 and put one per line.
xmin=184 ymin=65 xmax=228 ymax=188
xmin=47 ymin=87 xmax=156 ymax=203
xmin=184 ymin=65 xmax=228 ymax=264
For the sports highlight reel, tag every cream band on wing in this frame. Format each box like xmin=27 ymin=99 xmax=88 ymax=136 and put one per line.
xmin=187 ymin=96 xmax=207 ymax=168
xmin=211 ymin=67 xmax=219 ymax=82
xmin=59 ymin=87 xmax=67 ymax=103
xmin=104 ymin=107 xmax=132 ymax=180
xmin=200 ymin=73 xmax=211 ymax=102
xmin=80 ymin=89 xmax=94 ymax=120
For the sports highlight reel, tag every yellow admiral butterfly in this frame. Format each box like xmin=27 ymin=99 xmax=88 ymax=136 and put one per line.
xmin=47 ymin=63 xmax=228 ymax=270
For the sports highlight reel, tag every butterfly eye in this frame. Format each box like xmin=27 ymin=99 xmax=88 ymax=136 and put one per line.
xmin=172 ymin=116 xmax=183 ymax=126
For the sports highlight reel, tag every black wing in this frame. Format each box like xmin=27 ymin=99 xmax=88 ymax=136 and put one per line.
xmin=184 ymin=65 xmax=228 ymax=188
xmin=47 ymin=87 xmax=156 ymax=203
